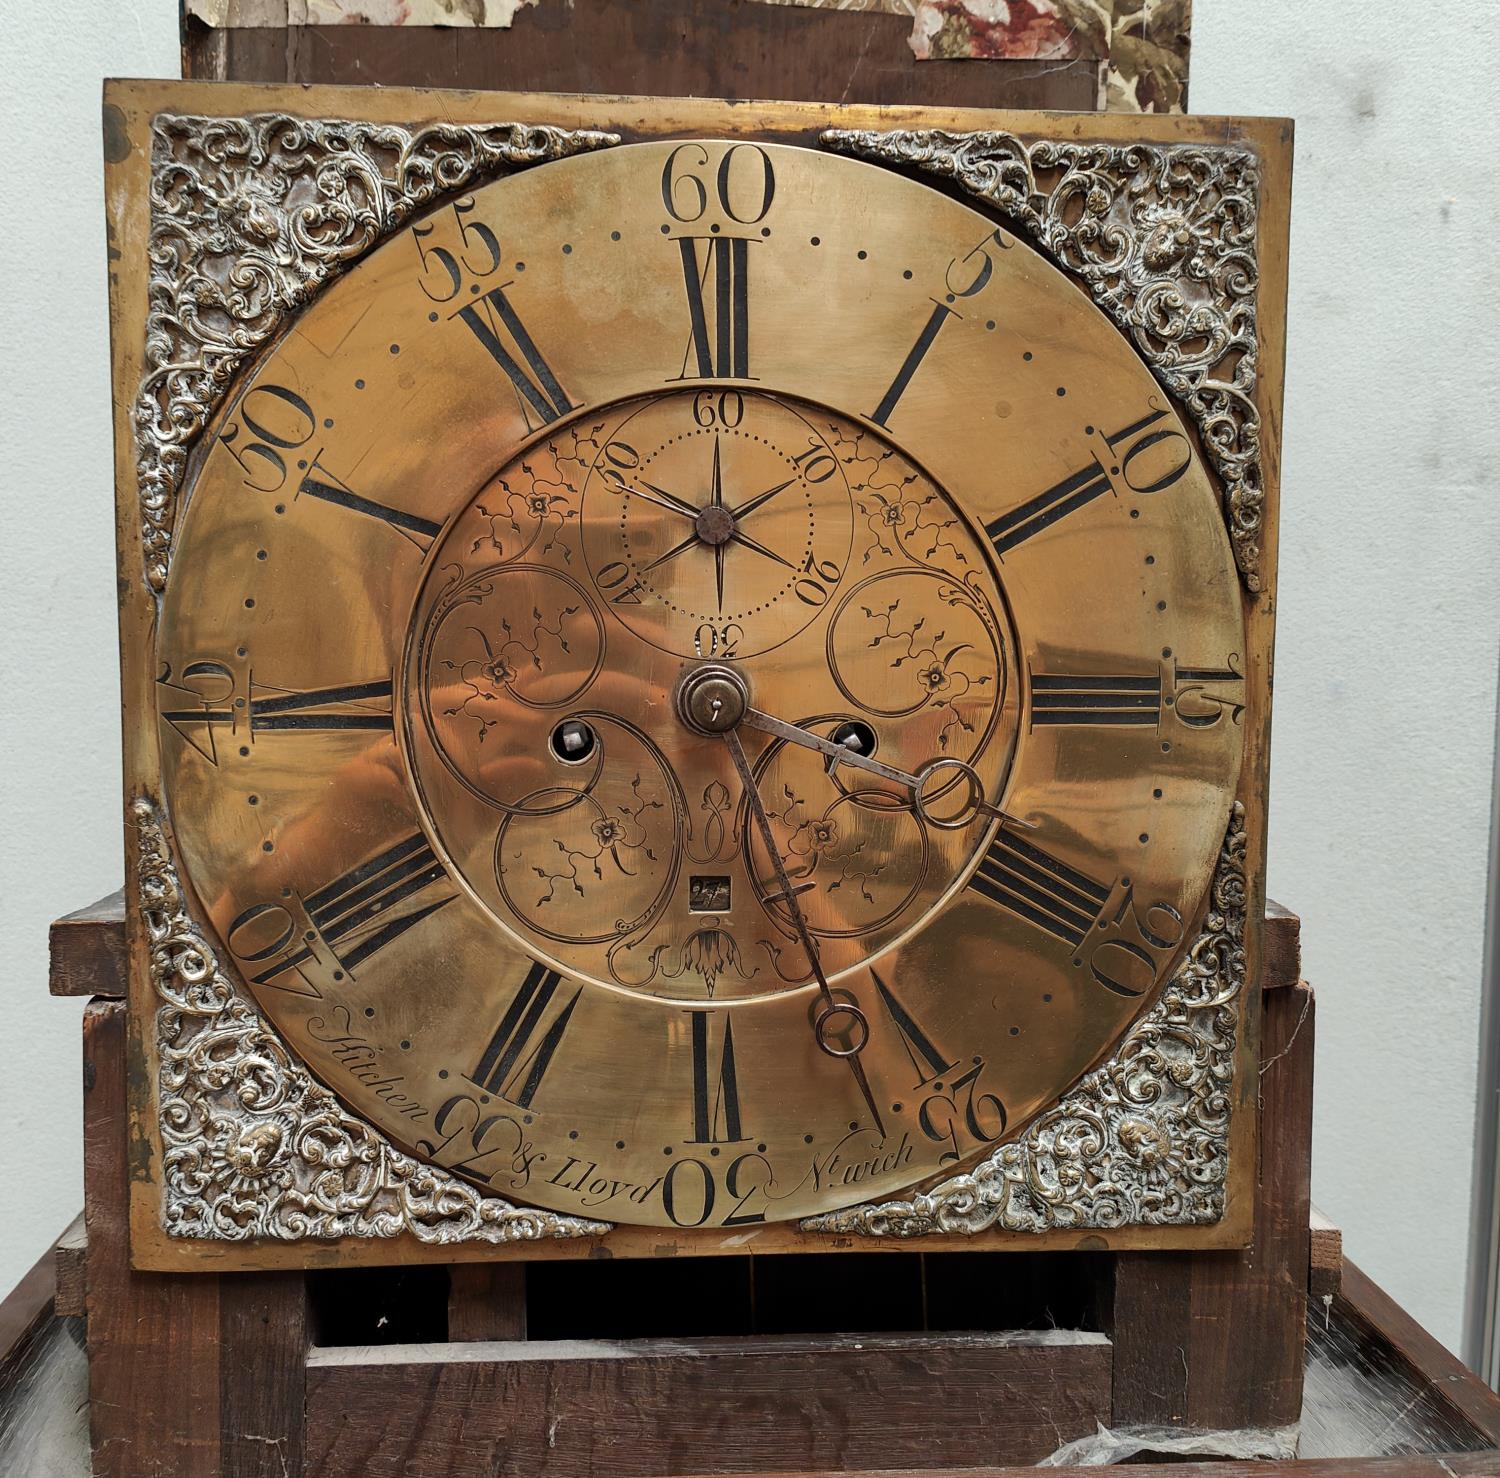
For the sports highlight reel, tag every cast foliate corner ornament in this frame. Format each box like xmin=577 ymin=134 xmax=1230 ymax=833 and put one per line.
xmin=801 ymin=800 xmax=1246 ymax=1237
xmin=134 ymin=796 xmax=611 ymax=1245
xmin=821 ymin=127 xmax=1264 ymax=591
xmin=135 ymin=112 xmax=619 ymax=592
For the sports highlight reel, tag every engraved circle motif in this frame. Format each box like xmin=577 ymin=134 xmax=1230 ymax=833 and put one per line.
xmin=580 ymin=394 xmax=852 ymax=660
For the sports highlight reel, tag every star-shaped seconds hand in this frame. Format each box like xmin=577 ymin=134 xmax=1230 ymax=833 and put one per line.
xmin=638 ymin=440 xmax=798 ymax=612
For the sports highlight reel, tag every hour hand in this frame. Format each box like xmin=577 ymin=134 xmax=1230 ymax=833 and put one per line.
xmin=740 ymin=707 xmax=1035 ymax=833
xmin=741 ymin=707 xmax=922 ymax=792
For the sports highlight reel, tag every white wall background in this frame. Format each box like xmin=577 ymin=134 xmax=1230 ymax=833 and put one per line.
xmin=2 ymin=0 xmax=1496 ymax=1360
xmin=1 ymin=0 xmax=181 ymax=1297
xmin=1192 ymin=4 xmax=1500 ymax=1355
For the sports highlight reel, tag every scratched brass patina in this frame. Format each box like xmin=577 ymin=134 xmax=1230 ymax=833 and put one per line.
xmin=155 ymin=140 xmax=1245 ymax=1227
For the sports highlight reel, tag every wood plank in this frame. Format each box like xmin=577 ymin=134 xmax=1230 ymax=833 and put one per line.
xmin=1339 ymin=1256 xmax=1500 ymax=1449
xmin=85 ymin=999 xmax=312 ymax=1475
xmin=1262 ymin=898 xmax=1301 ymax=990
xmin=1109 ymin=980 xmax=1315 ymax=1428
xmin=183 ymin=0 xmax=1101 ymax=111
xmin=53 ymin=1213 xmax=87 ymax=1319
xmin=85 ymin=999 xmax=225 ymax=1477
xmin=448 ymin=1262 xmax=526 ymax=1342
xmin=49 ymin=888 xmax=126 ymax=998
xmin=219 ymin=1272 xmax=310 ymax=1478
xmin=1309 ymin=1206 xmax=1343 ymax=1300
xmin=672 ymin=1459 xmax=1500 ymax=1477
xmin=305 ymin=1330 xmax=1111 ymax=1476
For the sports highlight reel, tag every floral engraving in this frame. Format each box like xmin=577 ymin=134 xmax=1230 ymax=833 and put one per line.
xmin=135 ymin=796 xmax=609 ymax=1244
xmin=820 ymin=128 xmax=1265 ymax=590
xmin=137 ymin=112 xmax=618 ymax=591
xmin=800 ymin=800 xmax=1247 ymax=1236
xmin=655 ymin=928 xmax=762 ymax=999
xmin=530 ymin=775 xmax=665 ymax=907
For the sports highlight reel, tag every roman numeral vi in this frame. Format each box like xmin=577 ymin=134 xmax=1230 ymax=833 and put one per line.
xmin=688 ymin=1010 xmax=747 ymax=1144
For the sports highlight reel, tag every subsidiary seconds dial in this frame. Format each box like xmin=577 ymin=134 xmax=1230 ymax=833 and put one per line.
xmin=581 ymin=391 xmax=854 ymax=659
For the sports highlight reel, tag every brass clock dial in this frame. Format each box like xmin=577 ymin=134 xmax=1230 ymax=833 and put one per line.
xmin=155 ymin=139 xmax=1245 ymax=1228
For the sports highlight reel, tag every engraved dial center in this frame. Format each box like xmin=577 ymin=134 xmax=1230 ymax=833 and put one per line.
xmin=400 ymin=388 xmax=1018 ymax=1004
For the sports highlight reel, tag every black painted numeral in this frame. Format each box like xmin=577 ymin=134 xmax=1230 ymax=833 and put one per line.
xmin=1030 ymin=671 xmax=1162 ymax=728
xmin=300 ymin=834 xmax=452 ymax=972
xmin=455 ymin=284 xmax=575 ymax=427
xmin=1172 ymin=659 xmax=1245 ymax=728
xmin=158 ymin=659 xmax=237 ymax=763
xmin=226 ymin=833 xmax=455 ymax=992
xmin=985 ymin=458 xmax=1110 ymax=555
xmin=967 ymin=833 xmax=1110 ymax=950
xmin=688 ymin=1010 xmax=746 ymax=1144
xmin=984 ymin=407 xmax=1192 ymax=555
xmin=299 ymin=455 xmax=441 ymax=550
xmin=217 ymin=387 xmax=439 ymax=549
xmin=595 ymin=560 xmax=647 ymax=605
xmin=871 ymin=971 xmax=958 ymax=1092
xmin=161 ymin=663 xmax=395 ymax=762
xmin=250 ymin=680 xmax=394 ymax=733
xmin=871 ymin=970 xmax=1007 ymax=1165
xmin=870 ymin=302 xmax=958 ymax=427
xmin=469 ymin=960 xmax=582 ymax=1109
xmin=674 ymin=236 xmax=752 ymax=379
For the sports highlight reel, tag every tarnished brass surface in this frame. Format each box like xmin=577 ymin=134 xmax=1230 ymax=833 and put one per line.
xmin=151 ymin=136 xmax=1247 ymax=1228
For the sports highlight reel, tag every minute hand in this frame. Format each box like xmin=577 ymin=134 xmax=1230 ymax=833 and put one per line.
xmin=722 ymin=726 xmax=886 ymax=1139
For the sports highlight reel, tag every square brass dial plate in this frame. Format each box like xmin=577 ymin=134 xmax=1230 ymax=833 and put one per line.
xmin=102 ymin=79 xmax=1290 ymax=1270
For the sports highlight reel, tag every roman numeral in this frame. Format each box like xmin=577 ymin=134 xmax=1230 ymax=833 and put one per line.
xmin=985 ymin=456 xmax=1112 ymax=555
xmin=456 ymin=283 xmax=574 ymax=427
xmin=250 ymin=680 xmax=393 ymax=733
xmin=688 ymin=1011 xmax=746 ymax=1144
xmin=300 ymin=833 xmax=453 ymax=973
xmin=158 ymin=659 xmax=236 ymax=763
xmin=161 ymin=666 xmax=395 ymax=763
xmin=227 ymin=832 xmax=455 ymax=992
xmin=870 ymin=302 xmax=958 ymax=426
xmin=159 ymin=704 xmax=232 ymax=762
xmin=299 ymin=455 xmax=441 ymax=550
xmin=984 ymin=408 xmax=1191 ymax=555
xmin=871 ymin=971 xmax=958 ymax=1092
xmin=674 ymin=236 xmax=751 ymax=379
xmin=469 ymin=960 xmax=582 ymax=1109
xmin=967 ymin=833 xmax=1111 ymax=950
xmin=1030 ymin=671 xmax=1162 ymax=728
